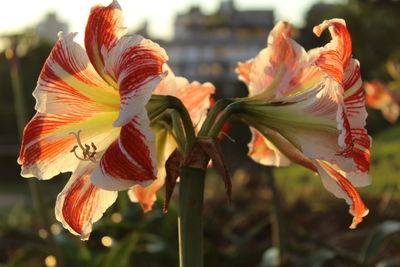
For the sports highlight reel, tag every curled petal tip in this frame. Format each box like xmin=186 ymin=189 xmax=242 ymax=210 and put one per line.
xmin=349 ymin=208 xmax=369 ymax=229
xmin=313 ymin=18 xmax=347 ymax=37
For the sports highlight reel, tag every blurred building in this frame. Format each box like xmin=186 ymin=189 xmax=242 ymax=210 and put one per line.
xmin=158 ymin=0 xmax=275 ymax=97
xmin=36 ymin=13 xmax=69 ymax=44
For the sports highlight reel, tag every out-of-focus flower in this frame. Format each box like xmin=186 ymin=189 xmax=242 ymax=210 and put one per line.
xmin=129 ymin=66 xmax=215 ymax=212
xmin=365 ymin=81 xmax=400 ymax=123
xmin=236 ymin=19 xmax=371 ymax=228
xmin=18 ymin=1 xmax=168 ymax=239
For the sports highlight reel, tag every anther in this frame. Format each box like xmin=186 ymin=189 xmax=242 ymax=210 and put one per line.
xmin=69 ymin=130 xmax=98 ymax=162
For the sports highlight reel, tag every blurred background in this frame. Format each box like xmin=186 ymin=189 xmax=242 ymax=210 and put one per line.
xmin=1 ymin=0 xmax=400 ymax=266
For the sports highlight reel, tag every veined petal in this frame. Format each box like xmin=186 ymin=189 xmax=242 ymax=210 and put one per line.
xmin=248 ymin=128 xmax=290 ymax=167
xmin=103 ymin=35 xmax=168 ymax=127
xmin=176 ymin=81 xmax=215 ymax=128
xmin=128 ymin=176 xmax=164 ymax=213
xmin=92 ymin=111 xmax=157 ymax=191
xmin=154 ymin=66 xmax=215 ymax=129
xmin=248 ymin=21 xmax=323 ymax=99
xmin=85 ymin=0 xmax=126 ymax=83
xmin=236 ymin=59 xmax=253 ymax=85
xmin=314 ymin=160 xmax=369 ymax=229
xmin=128 ymin=123 xmax=177 ymax=212
xmin=18 ymin=111 xmax=119 ymax=180
xmin=313 ymin=19 xmax=371 ymax=173
xmin=55 ymin=161 xmax=118 ymax=240
xmin=365 ymin=81 xmax=400 ymax=123
xmin=34 ymin=32 xmax=120 ymax=115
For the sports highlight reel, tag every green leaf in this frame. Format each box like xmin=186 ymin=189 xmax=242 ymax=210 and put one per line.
xmin=300 ymin=249 xmax=335 ymax=267
xmin=102 ymin=233 xmax=139 ymax=267
xmin=359 ymin=220 xmax=400 ymax=265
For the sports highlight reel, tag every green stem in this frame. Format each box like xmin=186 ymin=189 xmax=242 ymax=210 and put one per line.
xmin=198 ymin=98 xmax=232 ymax=136
xmin=7 ymin=44 xmax=65 ymax=267
xmin=170 ymin=110 xmax=186 ymax=153
xmin=178 ymin=166 xmax=206 ymax=267
xmin=171 ymin=98 xmax=196 ymax=152
xmin=265 ymin=167 xmax=285 ymax=265
xmin=208 ymin=101 xmax=243 ymax=138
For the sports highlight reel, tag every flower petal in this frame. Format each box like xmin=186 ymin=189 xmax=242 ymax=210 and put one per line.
xmin=18 ymin=111 xmax=119 ymax=180
xmin=103 ymin=35 xmax=168 ymax=127
xmin=248 ymin=128 xmax=290 ymax=167
xmin=91 ymin=111 xmax=157 ymax=191
xmin=365 ymin=81 xmax=400 ymax=123
xmin=34 ymin=32 xmax=119 ymax=115
xmin=128 ymin=176 xmax=164 ymax=213
xmin=314 ymin=160 xmax=369 ymax=229
xmin=55 ymin=161 xmax=118 ymax=240
xmin=247 ymin=21 xmax=323 ymax=99
xmin=236 ymin=59 xmax=253 ymax=85
xmin=154 ymin=65 xmax=215 ymax=129
xmin=85 ymin=0 xmax=126 ymax=82
xmin=313 ymin=19 xmax=371 ymax=174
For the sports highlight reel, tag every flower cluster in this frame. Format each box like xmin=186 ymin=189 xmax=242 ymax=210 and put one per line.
xmin=18 ymin=0 xmax=372 ymax=240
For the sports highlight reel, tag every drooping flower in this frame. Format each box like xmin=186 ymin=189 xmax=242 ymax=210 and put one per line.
xmin=18 ymin=1 xmax=168 ymax=239
xmin=235 ymin=19 xmax=371 ymax=228
xmin=129 ymin=66 xmax=215 ymax=212
xmin=365 ymin=81 xmax=400 ymax=123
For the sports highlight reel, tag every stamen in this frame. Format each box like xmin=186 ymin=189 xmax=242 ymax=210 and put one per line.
xmin=69 ymin=130 xmax=98 ymax=162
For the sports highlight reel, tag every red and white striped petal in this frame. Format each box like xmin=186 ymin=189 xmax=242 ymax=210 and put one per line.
xmin=248 ymin=21 xmax=323 ymax=99
xmin=85 ymin=0 xmax=126 ymax=82
xmin=314 ymin=160 xmax=369 ymax=229
xmin=55 ymin=161 xmax=118 ymax=240
xmin=34 ymin=32 xmax=119 ymax=115
xmin=248 ymin=128 xmax=290 ymax=167
xmin=365 ymin=81 xmax=400 ymax=123
xmin=18 ymin=111 xmax=120 ymax=180
xmin=91 ymin=111 xmax=157 ymax=191
xmin=103 ymin=35 xmax=168 ymax=127
xmin=313 ymin=19 xmax=371 ymax=174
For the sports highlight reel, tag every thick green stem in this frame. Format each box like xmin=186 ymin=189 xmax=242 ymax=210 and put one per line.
xmin=7 ymin=45 xmax=65 ymax=267
xmin=265 ymin=167 xmax=285 ymax=265
xmin=178 ymin=166 xmax=206 ymax=267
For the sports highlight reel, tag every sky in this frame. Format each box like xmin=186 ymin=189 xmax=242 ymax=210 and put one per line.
xmin=1 ymin=0 xmax=341 ymax=41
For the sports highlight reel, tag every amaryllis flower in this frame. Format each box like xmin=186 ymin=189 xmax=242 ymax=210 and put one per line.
xmin=365 ymin=81 xmax=400 ymax=123
xmin=236 ymin=19 xmax=371 ymax=228
xmin=18 ymin=1 xmax=168 ymax=239
xmin=129 ymin=66 xmax=215 ymax=212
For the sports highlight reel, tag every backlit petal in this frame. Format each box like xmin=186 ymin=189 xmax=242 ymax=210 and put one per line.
xmin=55 ymin=161 xmax=118 ymax=240
xmin=247 ymin=21 xmax=323 ymax=99
xmin=34 ymin=32 xmax=119 ymax=115
xmin=18 ymin=111 xmax=119 ymax=180
xmin=92 ymin=110 xmax=157 ymax=190
xmin=365 ymin=81 xmax=400 ymax=123
xmin=154 ymin=66 xmax=215 ymax=129
xmin=248 ymin=128 xmax=290 ymax=167
xmin=315 ymin=160 xmax=369 ymax=229
xmin=103 ymin=35 xmax=168 ymax=127
xmin=313 ymin=19 xmax=371 ymax=173
xmin=236 ymin=59 xmax=253 ymax=85
xmin=128 ymin=176 xmax=164 ymax=213
xmin=85 ymin=0 xmax=126 ymax=82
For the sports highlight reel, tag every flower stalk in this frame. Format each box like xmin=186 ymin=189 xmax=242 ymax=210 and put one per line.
xmin=265 ymin=167 xmax=286 ymax=265
xmin=178 ymin=166 xmax=206 ymax=267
